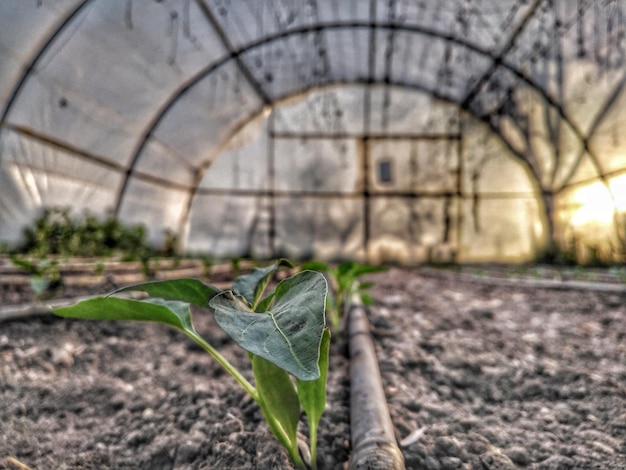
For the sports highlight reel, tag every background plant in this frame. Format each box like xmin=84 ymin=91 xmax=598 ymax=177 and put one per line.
xmin=301 ymin=260 xmax=386 ymax=331
xmin=16 ymin=207 xmax=151 ymax=259
xmin=53 ymin=260 xmax=329 ymax=469
xmin=9 ymin=255 xmax=62 ymax=300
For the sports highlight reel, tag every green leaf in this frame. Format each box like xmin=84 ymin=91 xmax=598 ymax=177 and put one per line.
xmin=252 ymin=355 xmax=301 ymax=460
xmin=10 ymin=255 xmax=42 ymax=276
xmin=360 ymin=293 xmax=374 ymax=306
xmin=342 ymin=262 xmax=387 ymax=277
xmin=53 ymin=296 xmax=196 ymax=333
xmin=210 ymin=270 xmax=327 ymax=381
xmin=53 ymin=296 xmax=260 ymax=401
xmin=255 ymin=290 xmax=276 ymax=313
xmin=232 ymin=259 xmax=292 ymax=308
xmin=113 ymin=278 xmax=221 ymax=308
xmin=300 ymin=260 xmax=330 ymax=272
xmin=30 ymin=277 xmax=51 ymax=296
xmin=358 ymin=281 xmax=375 ymax=291
xmin=232 ymin=264 xmax=277 ymax=307
xmin=336 ymin=260 xmax=357 ymax=277
xmin=297 ymin=328 xmax=330 ymax=459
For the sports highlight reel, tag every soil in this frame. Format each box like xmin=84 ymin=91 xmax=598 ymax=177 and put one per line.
xmin=1 ymin=265 xmax=626 ymax=469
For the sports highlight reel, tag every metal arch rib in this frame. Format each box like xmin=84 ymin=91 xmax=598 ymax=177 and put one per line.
xmin=114 ymin=16 xmax=595 ymax=197
xmin=0 ymin=0 xmax=93 ymax=138
xmin=195 ymin=0 xmax=272 ymax=106
xmin=112 ymin=0 xmax=273 ymax=217
xmin=460 ymin=0 xmax=542 ymax=110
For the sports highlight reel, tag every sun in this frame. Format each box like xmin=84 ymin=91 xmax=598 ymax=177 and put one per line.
xmin=570 ymin=174 xmax=626 ymax=228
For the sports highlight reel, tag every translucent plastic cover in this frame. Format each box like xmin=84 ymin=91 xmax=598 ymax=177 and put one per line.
xmin=1 ymin=1 xmax=625 ymax=263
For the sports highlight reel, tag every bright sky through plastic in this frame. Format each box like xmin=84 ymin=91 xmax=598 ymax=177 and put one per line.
xmin=611 ymin=174 xmax=626 ymax=213
xmin=571 ymin=174 xmax=626 ymax=227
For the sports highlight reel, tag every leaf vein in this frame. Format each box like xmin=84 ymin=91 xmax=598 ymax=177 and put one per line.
xmin=267 ymin=310 xmax=312 ymax=375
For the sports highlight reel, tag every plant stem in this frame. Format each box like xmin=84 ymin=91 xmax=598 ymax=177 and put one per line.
xmin=185 ymin=330 xmax=259 ymax=402
xmin=309 ymin=425 xmax=318 ymax=470
xmin=187 ymin=331 xmax=307 ymax=469
xmin=260 ymin=409 xmax=306 ymax=469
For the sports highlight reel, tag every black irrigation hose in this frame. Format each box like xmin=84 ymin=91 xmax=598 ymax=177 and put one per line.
xmin=348 ymin=301 xmax=405 ymax=470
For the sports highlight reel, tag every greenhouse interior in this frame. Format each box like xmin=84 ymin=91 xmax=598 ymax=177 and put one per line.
xmin=2 ymin=2 xmax=626 ymax=470
xmin=1 ymin=0 xmax=625 ymax=265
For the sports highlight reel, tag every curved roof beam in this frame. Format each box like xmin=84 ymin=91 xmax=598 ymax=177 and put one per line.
xmin=0 ymin=0 xmax=92 ymax=126
xmin=112 ymin=0 xmax=272 ymax=216
xmin=460 ymin=0 xmax=540 ymax=108
xmin=558 ymin=71 xmax=626 ymax=190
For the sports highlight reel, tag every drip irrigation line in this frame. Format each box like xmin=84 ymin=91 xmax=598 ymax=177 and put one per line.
xmin=348 ymin=299 xmax=405 ymax=469
xmin=419 ymin=267 xmax=626 ymax=293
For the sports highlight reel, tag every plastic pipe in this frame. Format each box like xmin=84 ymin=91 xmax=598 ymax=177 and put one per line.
xmin=348 ymin=301 xmax=405 ymax=470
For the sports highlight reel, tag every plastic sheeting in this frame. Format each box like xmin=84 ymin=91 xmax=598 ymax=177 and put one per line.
xmin=1 ymin=0 xmax=625 ymax=263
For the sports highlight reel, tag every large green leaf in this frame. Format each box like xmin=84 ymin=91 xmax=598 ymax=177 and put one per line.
xmin=297 ymin=327 xmax=330 ymax=461
xmin=113 ymin=278 xmax=221 ymax=308
xmin=53 ymin=296 xmax=196 ymax=333
xmin=53 ymin=295 xmax=259 ymax=402
xmin=210 ymin=270 xmax=327 ymax=381
xmin=252 ymin=355 xmax=301 ymax=459
xmin=297 ymin=328 xmax=330 ymax=417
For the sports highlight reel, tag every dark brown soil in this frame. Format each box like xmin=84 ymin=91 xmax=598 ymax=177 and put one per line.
xmin=1 ymin=266 xmax=626 ymax=469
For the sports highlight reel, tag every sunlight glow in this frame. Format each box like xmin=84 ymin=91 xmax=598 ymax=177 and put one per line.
xmin=609 ymin=174 xmax=626 ymax=213
xmin=570 ymin=181 xmax=615 ymax=227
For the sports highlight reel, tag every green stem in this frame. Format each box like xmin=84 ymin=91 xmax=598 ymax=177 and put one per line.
xmin=187 ymin=331 xmax=307 ymax=468
xmin=260 ymin=408 xmax=306 ymax=469
xmin=309 ymin=424 xmax=318 ymax=470
xmin=185 ymin=330 xmax=306 ymax=469
xmin=185 ymin=330 xmax=259 ymax=402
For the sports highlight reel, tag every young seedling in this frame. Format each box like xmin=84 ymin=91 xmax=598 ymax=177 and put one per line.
xmin=10 ymin=255 xmax=62 ymax=300
xmin=301 ymin=260 xmax=386 ymax=331
xmin=53 ymin=260 xmax=330 ymax=469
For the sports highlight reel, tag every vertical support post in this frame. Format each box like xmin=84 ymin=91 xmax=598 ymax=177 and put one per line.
xmin=267 ymin=109 xmax=276 ymax=257
xmin=362 ymin=136 xmax=371 ymax=260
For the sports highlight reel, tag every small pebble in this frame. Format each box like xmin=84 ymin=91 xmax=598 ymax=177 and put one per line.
xmin=505 ymin=446 xmax=530 ymax=466
xmin=467 ymin=434 xmax=490 ymax=455
xmin=537 ymin=455 xmax=575 ymax=470
xmin=425 ymin=455 xmax=442 ymax=470
xmin=440 ymin=456 xmax=463 ymax=469
xmin=434 ymin=436 xmax=465 ymax=459
xmin=400 ymin=427 xmax=426 ymax=447
xmin=479 ymin=450 xmax=516 ymax=470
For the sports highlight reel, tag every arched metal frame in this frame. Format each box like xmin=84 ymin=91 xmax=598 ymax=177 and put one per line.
xmin=1 ymin=0 xmax=625 ymax=256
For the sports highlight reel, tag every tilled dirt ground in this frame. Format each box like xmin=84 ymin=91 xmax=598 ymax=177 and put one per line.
xmin=1 ymin=265 xmax=625 ymax=469
xmin=373 ymin=267 xmax=626 ymax=470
